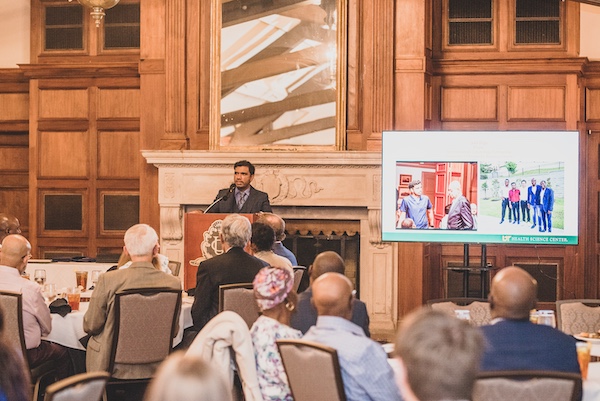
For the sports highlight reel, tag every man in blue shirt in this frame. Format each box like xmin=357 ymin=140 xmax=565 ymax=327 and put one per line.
xmin=398 ymin=180 xmax=434 ymax=229
xmin=303 ymin=273 xmax=402 ymax=401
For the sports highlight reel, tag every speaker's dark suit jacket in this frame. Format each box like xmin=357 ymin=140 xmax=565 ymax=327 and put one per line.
xmin=191 ymin=247 xmax=268 ymax=330
xmin=480 ymin=319 xmax=580 ymax=373
xmin=290 ymin=287 xmax=370 ymax=337
xmin=207 ymin=186 xmax=272 ymax=214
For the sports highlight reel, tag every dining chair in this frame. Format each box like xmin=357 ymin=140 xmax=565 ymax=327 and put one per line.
xmin=555 ymin=299 xmax=600 ymax=335
xmin=292 ymin=266 xmax=307 ymax=292
xmin=44 ymin=371 xmax=110 ymax=401
xmin=186 ymin=310 xmax=263 ymax=401
xmin=0 ymin=290 xmax=61 ymax=401
xmin=472 ymin=370 xmax=582 ymax=401
xmin=105 ymin=288 xmax=181 ymax=400
xmin=168 ymin=261 xmax=182 ymax=276
xmin=218 ymin=283 xmax=260 ymax=328
xmin=427 ymin=298 xmax=492 ymax=326
xmin=277 ymin=339 xmax=347 ymax=401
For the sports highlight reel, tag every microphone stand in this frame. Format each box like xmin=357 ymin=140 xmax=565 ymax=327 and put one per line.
xmin=204 ymin=184 xmax=235 ymax=213
xmin=204 ymin=196 xmax=225 ymax=213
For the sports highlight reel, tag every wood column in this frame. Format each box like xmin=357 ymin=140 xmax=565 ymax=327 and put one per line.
xmin=394 ymin=0 xmax=432 ymax=318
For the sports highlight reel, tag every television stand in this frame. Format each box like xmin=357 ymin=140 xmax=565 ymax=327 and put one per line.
xmin=444 ymin=244 xmax=496 ymax=298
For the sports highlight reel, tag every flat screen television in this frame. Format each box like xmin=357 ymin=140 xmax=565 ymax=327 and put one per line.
xmin=381 ymin=131 xmax=579 ymax=245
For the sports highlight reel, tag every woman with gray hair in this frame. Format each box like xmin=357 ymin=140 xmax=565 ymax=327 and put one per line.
xmin=250 ymin=266 xmax=301 ymax=401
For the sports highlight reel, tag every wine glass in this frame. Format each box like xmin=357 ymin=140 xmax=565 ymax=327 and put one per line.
xmin=34 ymin=269 xmax=46 ymax=286
xmin=90 ymin=270 xmax=101 ymax=290
xmin=42 ymin=283 xmax=57 ymax=303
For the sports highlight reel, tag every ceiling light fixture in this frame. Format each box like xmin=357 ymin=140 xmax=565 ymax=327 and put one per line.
xmin=68 ymin=0 xmax=120 ymax=27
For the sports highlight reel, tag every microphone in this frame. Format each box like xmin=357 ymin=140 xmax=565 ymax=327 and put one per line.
xmin=223 ymin=183 xmax=236 ymax=201
xmin=204 ymin=184 xmax=236 ymax=213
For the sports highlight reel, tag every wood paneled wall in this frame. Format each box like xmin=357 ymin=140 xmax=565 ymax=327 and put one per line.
xmin=0 ymin=70 xmax=29 ymax=236
xmin=23 ymin=65 xmax=141 ymax=258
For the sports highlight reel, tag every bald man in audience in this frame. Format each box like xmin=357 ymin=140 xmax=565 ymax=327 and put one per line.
xmin=0 ymin=234 xmax=70 ymax=377
xmin=255 ymin=212 xmax=298 ymax=266
xmin=394 ymin=308 xmax=484 ymax=401
xmin=480 ymin=266 xmax=580 ymax=373
xmin=303 ymin=273 xmax=401 ymax=401
xmin=0 ymin=213 xmax=21 ymax=247
xmin=290 ymin=251 xmax=369 ymax=336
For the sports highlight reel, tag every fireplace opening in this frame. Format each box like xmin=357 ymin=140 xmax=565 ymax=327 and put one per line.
xmin=283 ymin=231 xmax=360 ymax=298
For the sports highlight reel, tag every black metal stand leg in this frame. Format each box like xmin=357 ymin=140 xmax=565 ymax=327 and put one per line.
xmin=480 ymin=244 xmax=488 ymax=298
xmin=463 ymin=244 xmax=470 ymax=297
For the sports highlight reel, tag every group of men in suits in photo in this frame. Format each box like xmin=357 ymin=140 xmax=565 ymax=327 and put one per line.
xmin=527 ymin=178 xmax=555 ymax=232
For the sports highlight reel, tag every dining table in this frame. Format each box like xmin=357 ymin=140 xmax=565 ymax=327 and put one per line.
xmin=44 ymin=295 xmax=194 ymax=350
xmin=26 ymin=261 xmax=115 ymax=291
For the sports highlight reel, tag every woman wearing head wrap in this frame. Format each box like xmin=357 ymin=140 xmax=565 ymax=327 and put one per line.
xmin=250 ymin=266 xmax=301 ymax=401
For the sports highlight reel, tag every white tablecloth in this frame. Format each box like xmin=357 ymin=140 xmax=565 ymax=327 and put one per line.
xmin=26 ymin=262 xmax=115 ymax=291
xmin=44 ymin=297 xmax=193 ymax=350
xmin=584 ymin=362 xmax=600 ymax=401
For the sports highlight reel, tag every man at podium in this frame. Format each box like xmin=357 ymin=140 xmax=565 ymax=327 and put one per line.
xmin=205 ymin=160 xmax=272 ymax=214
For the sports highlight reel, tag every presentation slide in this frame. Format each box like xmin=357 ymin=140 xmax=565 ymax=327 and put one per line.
xmin=381 ymin=131 xmax=579 ymax=245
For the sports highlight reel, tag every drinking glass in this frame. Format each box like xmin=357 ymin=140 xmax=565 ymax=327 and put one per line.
xmin=67 ymin=287 xmax=81 ymax=311
xmin=577 ymin=342 xmax=592 ymax=379
xmin=90 ymin=270 xmax=101 ymax=290
xmin=536 ymin=310 xmax=556 ymax=328
xmin=42 ymin=283 xmax=57 ymax=303
xmin=75 ymin=271 xmax=88 ymax=290
xmin=34 ymin=269 xmax=46 ymax=286
xmin=529 ymin=310 xmax=539 ymax=324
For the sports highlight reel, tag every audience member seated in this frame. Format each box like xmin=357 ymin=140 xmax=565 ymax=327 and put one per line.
xmin=255 ymin=212 xmax=298 ymax=266
xmin=250 ymin=266 xmax=301 ymax=401
xmin=0 ymin=213 xmax=21 ymax=249
xmin=0 ymin=305 xmax=31 ymax=401
xmin=394 ymin=307 xmax=484 ymax=401
xmin=251 ymin=222 xmax=293 ymax=273
xmin=480 ymin=266 xmax=580 ymax=373
xmin=0 ymin=234 xmax=70 ymax=378
xmin=191 ymin=214 xmax=267 ymax=332
xmin=144 ymin=351 xmax=232 ymax=401
xmin=290 ymin=251 xmax=369 ymax=336
xmin=303 ymin=272 xmax=401 ymax=401
xmin=83 ymin=224 xmax=181 ymax=377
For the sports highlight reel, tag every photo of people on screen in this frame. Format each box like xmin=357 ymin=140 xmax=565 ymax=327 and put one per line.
xmin=478 ymin=161 xmax=563 ymax=234
xmin=395 ymin=162 xmax=477 ymax=230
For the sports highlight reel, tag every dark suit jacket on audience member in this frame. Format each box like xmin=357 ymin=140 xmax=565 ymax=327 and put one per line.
xmin=207 ymin=186 xmax=272 ymax=214
xmin=191 ymin=247 xmax=267 ymax=330
xmin=480 ymin=319 xmax=580 ymax=373
xmin=290 ymin=288 xmax=370 ymax=337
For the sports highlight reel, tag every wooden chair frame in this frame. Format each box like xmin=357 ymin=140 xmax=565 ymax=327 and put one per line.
xmin=475 ymin=370 xmax=582 ymax=401
xmin=277 ymin=339 xmax=347 ymax=401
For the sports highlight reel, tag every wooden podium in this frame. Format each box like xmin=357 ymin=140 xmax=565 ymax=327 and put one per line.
xmin=183 ymin=212 xmax=255 ymax=290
